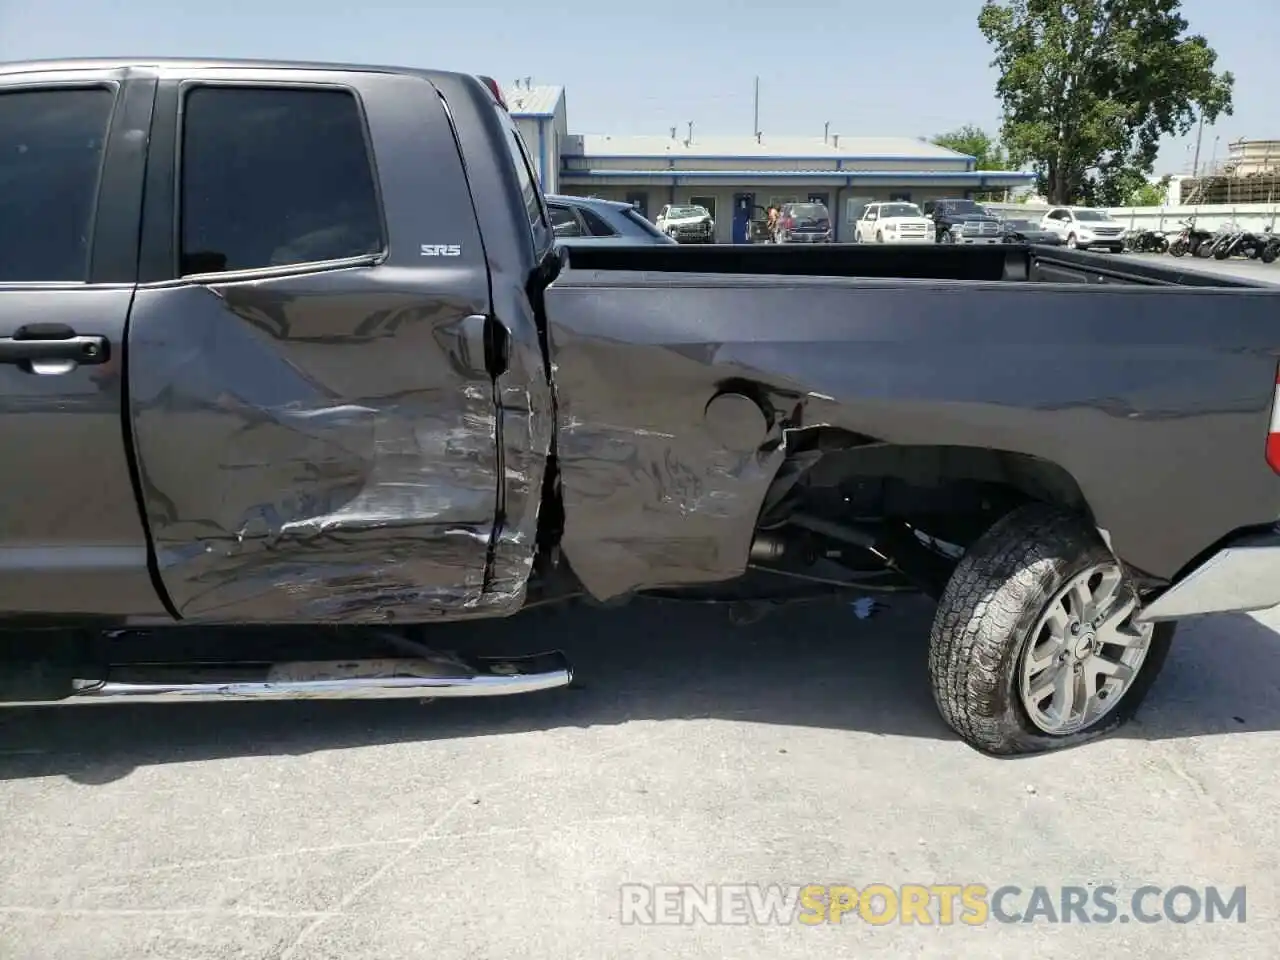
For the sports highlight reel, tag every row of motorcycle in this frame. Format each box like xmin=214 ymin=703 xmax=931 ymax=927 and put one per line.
xmin=1124 ymin=217 xmax=1280 ymax=263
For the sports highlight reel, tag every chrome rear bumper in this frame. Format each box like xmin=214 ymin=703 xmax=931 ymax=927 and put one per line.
xmin=1136 ymin=529 xmax=1280 ymax=623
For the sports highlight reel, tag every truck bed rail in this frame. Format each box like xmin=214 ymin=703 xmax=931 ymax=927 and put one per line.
xmin=560 ymin=243 xmax=1268 ymax=288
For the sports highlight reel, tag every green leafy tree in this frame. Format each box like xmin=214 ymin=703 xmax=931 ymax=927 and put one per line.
xmin=978 ymin=0 xmax=1234 ymax=205
xmin=931 ymin=125 xmax=1010 ymax=171
xmin=1126 ymin=174 xmax=1173 ymax=206
xmin=932 ymin=126 xmax=1015 ymax=199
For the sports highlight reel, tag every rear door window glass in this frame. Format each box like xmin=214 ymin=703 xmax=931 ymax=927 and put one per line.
xmin=578 ymin=207 xmax=617 ymax=236
xmin=548 ymin=204 xmax=584 ymax=237
xmin=622 ymin=208 xmax=668 ymax=240
xmin=0 ymin=87 xmax=114 ymax=283
xmin=179 ymin=86 xmax=385 ymax=275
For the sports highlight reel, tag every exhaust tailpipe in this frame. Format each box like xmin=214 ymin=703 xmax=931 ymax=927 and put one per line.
xmin=2 ymin=651 xmax=572 ymax=706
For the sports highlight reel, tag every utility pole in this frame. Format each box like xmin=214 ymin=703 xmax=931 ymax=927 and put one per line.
xmin=1191 ymin=113 xmax=1205 ymax=178
xmin=753 ymin=76 xmax=760 ymax=137
xmin=1266 ymin=140 xmax=1275 ymax=210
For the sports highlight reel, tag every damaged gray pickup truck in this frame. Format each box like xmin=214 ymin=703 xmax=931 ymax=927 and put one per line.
xmin=4 ymin=57 xmax=1280 ymax=755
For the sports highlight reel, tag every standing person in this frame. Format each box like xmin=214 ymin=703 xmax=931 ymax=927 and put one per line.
xmin=766 ymin=205 xmax=779 ymax=241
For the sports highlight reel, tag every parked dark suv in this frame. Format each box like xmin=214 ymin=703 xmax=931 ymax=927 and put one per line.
xmin=774 ymin=201 xmax=832 ymax=243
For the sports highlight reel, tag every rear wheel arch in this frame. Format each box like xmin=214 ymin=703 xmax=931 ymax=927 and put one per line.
xmin=759 ymin=433 xmax=1098 ymax=547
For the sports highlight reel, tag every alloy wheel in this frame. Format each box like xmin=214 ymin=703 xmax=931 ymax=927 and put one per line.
xmin=1017 ymin=561 xmax=1153 ymax=736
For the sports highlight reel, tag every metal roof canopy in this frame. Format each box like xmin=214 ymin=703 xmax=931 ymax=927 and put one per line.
xmin=563 ymin=133 xmax=975 ymax=163
xmin=504 ymin=83 xmax=563 ymax=117
xmin=560 ymin=168 xmax=1036 ymax=183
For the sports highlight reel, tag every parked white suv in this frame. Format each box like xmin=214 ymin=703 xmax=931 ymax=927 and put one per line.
xmin=855 ymin=202 xmax=935 ymax=244
xmin=654 ymin=204 xmax=715 ymax=243
xmin=1040 ymin=207 xmax=1127 ymax=252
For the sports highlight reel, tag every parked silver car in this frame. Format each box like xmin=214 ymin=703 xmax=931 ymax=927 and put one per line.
xmin=545 ymin=195 xmax=676 ymax=246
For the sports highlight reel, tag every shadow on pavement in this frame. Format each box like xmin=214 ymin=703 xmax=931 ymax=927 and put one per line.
xmin=1 ymin=596 xmax=1278 ymax=784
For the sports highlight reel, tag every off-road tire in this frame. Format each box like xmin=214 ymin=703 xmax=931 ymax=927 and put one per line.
xmin=928 ymin=503 xmax=1175 ymax=756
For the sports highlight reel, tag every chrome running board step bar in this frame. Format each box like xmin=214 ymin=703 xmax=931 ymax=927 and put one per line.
xmin=1 ymin=651 xmax=572 ymax=706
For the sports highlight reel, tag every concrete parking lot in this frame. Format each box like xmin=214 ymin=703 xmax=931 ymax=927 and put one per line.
xmin=1 ymin=594 xmax=1278 ymax=959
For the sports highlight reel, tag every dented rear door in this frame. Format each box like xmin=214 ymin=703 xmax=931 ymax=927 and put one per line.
xmin=128 ymin=67 xmax=500 ymax=622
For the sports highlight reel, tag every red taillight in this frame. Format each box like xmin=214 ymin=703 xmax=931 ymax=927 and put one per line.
xmin=478 ymin=75 xmax=507 ymax=110
xmin=1267 ymin=365 xmax=1280 ymax=474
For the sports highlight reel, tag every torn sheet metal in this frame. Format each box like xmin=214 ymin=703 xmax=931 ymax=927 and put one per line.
xmin=543 ymin=311 xmax=788 ymax=601
xmin=486 ymin=324 xmax=556 ymax=609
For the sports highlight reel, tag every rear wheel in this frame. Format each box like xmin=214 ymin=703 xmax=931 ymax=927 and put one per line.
xmin=928 ymin=504 xmax=1173 ymax=756
xmin=1263 ymin=246 xmax=1278 ymax=264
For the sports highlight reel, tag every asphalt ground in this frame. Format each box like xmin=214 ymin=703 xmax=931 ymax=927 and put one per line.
xmin=1 ymin=594 xmax=1277 ymax=959
xmin=1117 ymin=249 xmax=1280 ymax=283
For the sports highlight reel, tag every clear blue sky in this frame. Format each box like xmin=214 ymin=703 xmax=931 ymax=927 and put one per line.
xmin=2 ymin=0 xmax=1274 ymax=172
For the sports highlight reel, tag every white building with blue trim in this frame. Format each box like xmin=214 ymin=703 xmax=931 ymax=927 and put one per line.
xmin=505 ymin=80 xmax=1035 ymax=243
